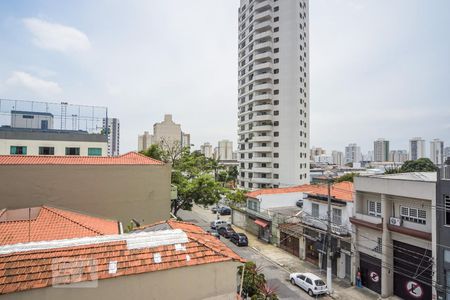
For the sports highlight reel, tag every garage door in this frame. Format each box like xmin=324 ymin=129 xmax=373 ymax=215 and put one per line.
xmin=359 ymin=252 xmax=381 ymax=294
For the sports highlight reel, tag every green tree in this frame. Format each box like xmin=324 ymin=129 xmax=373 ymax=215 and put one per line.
xmin=335 ymin=172 xmax=358 ymax=183
xmin=400 ymin=158 xmax=438 ymax=173
xmin=226 ymin=189 xmax=248 ymax=207
xmin=141 ymin=144 xmax=165 ymax=162
xmin=384 ymin=166 xmax=402 ymax=174
xmin=238 ymin=262 xmax=267 ymax=298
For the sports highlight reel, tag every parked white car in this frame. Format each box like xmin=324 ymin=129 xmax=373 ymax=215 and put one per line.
xmin=289 ymin=272 xmax=328 ymax=297
xmin=210 ymin=219 xmax=229 ymax=230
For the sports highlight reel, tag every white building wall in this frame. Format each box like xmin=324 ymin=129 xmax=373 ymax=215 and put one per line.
xmin=255 ymin=192 xmax=304 ymax=210
xmin=430 ymin=139 xmax=444 ymax=165
xmin=0 ymin=139 xmax=107 ymax=156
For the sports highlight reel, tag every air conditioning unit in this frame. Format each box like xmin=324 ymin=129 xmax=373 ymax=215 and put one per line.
xmin=389 ymin=217 xmax=401 ymax=226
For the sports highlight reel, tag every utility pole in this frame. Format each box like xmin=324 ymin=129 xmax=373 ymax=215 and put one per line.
xmin=326 ymin=173 xmax=333 ymax=295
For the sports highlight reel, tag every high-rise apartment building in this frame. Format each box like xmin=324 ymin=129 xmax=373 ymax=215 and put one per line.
xmin=430 ymin=138 xmax=444 ymax=165
xmin=217 ymin=140 xmax=234 ymax=161
xmin=103 ymin=118 xmax=120 ymax=156
xmin=373 ymin=138 xmax=389 ymax=162
xmin=200 ymin=142 xmax=213 ymax=158
xmin=310 ymin=147 xmax=326 ymax=161
xmin=237 ymin=0 xmax=310 ymax=189
xmin=388 ymin=150 xmax=408 ymax=163
xmin=137 ymin=114 xmax=190 ymax=152
xmin=331 ymin=150 xmax=344 ymax=166
xmin=444 ymin=146 xmax=450 ymax=161
xmin=345 ymin=143 xmax=361 ymax=164
xmin=409 ymin=137 xmax=426 ymax=160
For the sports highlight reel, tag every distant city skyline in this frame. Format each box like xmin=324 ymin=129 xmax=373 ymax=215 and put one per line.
xmin=0 ymin=1 xmax=449 ymax=152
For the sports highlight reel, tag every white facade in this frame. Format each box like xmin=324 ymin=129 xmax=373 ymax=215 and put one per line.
xmin=237 ymin=0 xmax=310 ymax=189
xmin=332 ymin=150 xmax=344 ymax=166
xmin=103 ymin=118 xmax=120 ymax=156
xmin=137 ymin=131 xmax=152 ymax=152
xmin=388 ymin=150 xmax=408 ymax=163
xmin=445 ymin=146 xmax=450 ymax=161
xmin=11 ymin=111 xmax=54 ymax=130
xmin=345 ymin=143 xmax=361 ymax=164
xmin=430 ymin=138 xmax=444 ymax=165
xmin=409 ymin=137 xmax=426 ymax=160
xmin=314 ymin=154 xmax=332 ymax=164
xmin=373 ymin=138 xmax=389 ymax=162
xmin=200 ymin=142 xmax=213 ymax=158
xmin=218 ymin=140 xmax=233 ymax=161
xmin=248 ymin=192 xmax=304 ymax=211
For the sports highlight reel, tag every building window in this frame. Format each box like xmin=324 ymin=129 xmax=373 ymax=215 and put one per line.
xmin=274 ymin=37 xmax=279 ymax=43
xmin=274 ymin=142 xmax=279 ymax=147
xmin=400 ymin=206 xmax=426 ymax=225
xmin=445 ymin=194 xmax=450 ymax=226
xmin=274 ymin=163 xmax=279 ymax=168
xmin=274 ymin=69 xmax=279 ymax=74
xmin=274 ymin=48 xmax=279 ymax=53
xmin=10 ymin=146 xmax=27 ymax=155
xmin=65 ymin=147 xmax=80 ymax=156
xmin=312 ymin=203 xmax=319 ymax=218
xmin=274 ymin=90 xmax=279 ymax=95
xmin=373 ymin=237 xmax=382 ymax=253
xmin=274 ymin=100 xmax=279 ymax=105
xmin=368 ymin=200 xmax=381 ymax=217
xmin=332 ymin=208 xmax=342 ymax=226
xmin=274 ymin=174 xmax=279 ymax=179
xmin=274 ymin=27 xmax=279 ymax=33
xmin=39 ymin=147 xmax=54 ymax=155
xmin=274 ymin=132 xmax=279 ymax=137
xmin=274 ymin=110 xmax=279 ymax=115
xmin=274 ymin=121 xmax=279 ymax=126
xmin=274 ymin=6 xmax=279 ymax=12
xmin=274 ymin=58 xmax=279 ymax=64
xmin=274 ymin=153 xmax=279 ymax=158
xmin=274 ymin=16 xmax=279 ymax=22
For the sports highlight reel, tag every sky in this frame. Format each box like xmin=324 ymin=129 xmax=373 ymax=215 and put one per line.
xmin=0 ymin=0 xmax=449 ymax=156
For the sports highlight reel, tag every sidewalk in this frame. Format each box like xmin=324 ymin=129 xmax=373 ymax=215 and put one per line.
xmin=232 ymin=226 xmax=381 ymax=300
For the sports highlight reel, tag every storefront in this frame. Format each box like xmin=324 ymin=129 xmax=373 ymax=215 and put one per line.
xmin=393 ymin=241 xmax=432 ymax=300
xmin=359 ymin=252 xmax=382 ymax=294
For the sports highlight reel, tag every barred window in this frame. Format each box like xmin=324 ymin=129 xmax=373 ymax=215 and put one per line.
xmin=400 ymin=206 xmax=426 ymax=225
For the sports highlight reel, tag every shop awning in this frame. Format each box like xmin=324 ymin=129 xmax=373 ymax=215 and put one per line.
xmin=254 ymin=219 xmax=269 ymax=228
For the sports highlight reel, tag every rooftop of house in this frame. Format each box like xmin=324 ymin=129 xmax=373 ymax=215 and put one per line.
xmin=246 ymin=181 xmax=354 ymax=202
xmin=0 ymin=152 xmax=164 ymax=165
xmin=0 ymin=206 xmax=120 ymax=246
xmin=0 ymin=219 xmax=244 ymax=295
xmin=362 ymin=172 xmax=437 ymax=182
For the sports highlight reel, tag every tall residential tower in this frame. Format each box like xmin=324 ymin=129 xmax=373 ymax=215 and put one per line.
xmin=237 ymin=0 xmax=310 ymax=189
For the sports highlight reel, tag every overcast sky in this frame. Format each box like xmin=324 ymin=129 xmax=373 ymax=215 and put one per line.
xmin=0 ymin=0 xmax=449 ymax=156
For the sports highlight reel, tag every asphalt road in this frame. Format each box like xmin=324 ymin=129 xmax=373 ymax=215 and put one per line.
xmin=179 ymin=206 xmax=320 ymax=300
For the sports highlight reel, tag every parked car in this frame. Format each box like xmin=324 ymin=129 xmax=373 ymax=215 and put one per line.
xmin=211 ymin=205 xmax=220 ymax=214
xmin=296 ymin=199 xmax=303 ymax=208
xmin=289 ymin=272 xmax=327 ymax=297
xmin=230 ymin=233 xmax=248 ymax=246
xmin=210 ymin=219 xmax=229 ymax=230
xmin=206 ymin=229 xmax=220 ymax=239
xmin=218 ymin=226 xmax=236 ymax=238
xmin=218 ymin=206 xmax=231 ymax=215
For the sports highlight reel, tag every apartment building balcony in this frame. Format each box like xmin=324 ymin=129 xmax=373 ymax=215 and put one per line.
xmin=253 ymin=104 xmax=272 ymax=112
xmin=253 ymin=83 xmax=273 ymax=93
xmin=252 ymin=146 xmax=272 ymax=152
xmin=253 ymin=62 xmax=272 ymax=72
xmin=302 ymin=215 xmax=350 ymax=236
xmin=252 ymin=93 xmax=272 ymax=102
xmin=254 ymin=41 xmax=272 ymax=51
xmin=252 ymin=124 xmax=272 ymax=132
xmin=254 ymin=20 xmax=272 ymax=32
xmin=252 ymin=167 xmax=272 ymax=173
xmin=254 ymin=30 xmax=272 ymax=42
xmin=387 ymin=216 xmax=431 ymax=241
xmin=253 ymin=114 xmax=272 ymax=122
xmin=349 ymin=213 xmax=383 ymax=231
xmin=254 ymin=0 xmax=271 ymax=13
xmin=251 ymin=177 xmax=273 ymax=184
xmin=253 ymin=51 xmax=272 ymax=62
xmin=254 ymin=10 xmax=272 ymax=22
xmin=251 ymin=135 xmax=272 ymax=142
xmin=250 ymin=156 xmax=272 ymax=163
xmin=253 ymin=72 xmax=272 ymax=81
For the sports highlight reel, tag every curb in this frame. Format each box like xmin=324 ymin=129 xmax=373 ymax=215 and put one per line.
xmin=249 ymin=246 xmax=292 ymax=274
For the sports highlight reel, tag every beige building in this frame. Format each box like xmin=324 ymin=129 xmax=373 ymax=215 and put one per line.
xmin=200 ymin=142 xmax=213 ymax=158
xmin=217 ymin=139 xmax=233 ymax=161
xmin=351 ymin=172 xmax=436 ymax=300
xmin=137 ymin=114 xmax=190 ymax=151
xmin=0 ymin=152 xmax=171 ymax=226
xmin=0 ymin=220 xmax=244 ymax=300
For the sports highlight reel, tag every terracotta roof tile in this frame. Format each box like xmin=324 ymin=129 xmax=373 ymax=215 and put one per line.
xmin=246 ymin=182 xmax=354 ymax=202
xmin=0 ymin=221 xmax=244 ymax=295
xmin=0 ymin=206 xmax=119 ymax=246
xmin=0 ymin=152 xmax=164 ymax=165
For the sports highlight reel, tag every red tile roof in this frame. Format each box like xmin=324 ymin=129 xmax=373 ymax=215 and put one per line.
xmin=246 ymin=181 xmax=354 ymax=202
xmin=0 ymin=220 xmax=244 ymax=295
xmin=0 ymin=206 xmax=119 ymax=246
xmin=0 ymin=152 xmax=164 ymax=165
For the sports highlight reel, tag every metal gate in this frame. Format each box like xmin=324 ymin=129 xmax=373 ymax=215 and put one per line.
xmin=280 ymin=231 xmax=300 ymax=257
xmin=359 ymin=252 xmax=382 ymax=294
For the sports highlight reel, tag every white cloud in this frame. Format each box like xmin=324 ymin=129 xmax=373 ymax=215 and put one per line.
xmin=5 ymin=71 xmax=62 ymax=96
xmin=23 ymin=18 xmax=90 ymax=53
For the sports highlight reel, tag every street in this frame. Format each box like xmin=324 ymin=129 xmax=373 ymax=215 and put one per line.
xmin=179 ymin=205 xmax=329 ymax=300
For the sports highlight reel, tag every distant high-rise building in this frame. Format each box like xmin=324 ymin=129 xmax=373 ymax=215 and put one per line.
xmin=430 ymin=139 xmax=444 ymax=165
xmin=345 ymin=143 xmax=361 ymax=164
xmin=445 ymin=147 xmax=450 ymax=161
xmin=200 ymin=142 xmax=213 ymax=158
xmin=310 ymin=147 xmax=326 ymax=161
xmin=217 ymin=140 xmax=233 ymax=161
xmin=409 ymin=137 xmax=426 ymax=160
xmin=389 ymin=150 xmax=408 ymax=163
xmin=137 ymin=114 xmax=190 ymax=152
xmin=237 ymin=0 xmax=310 ymax=189
xmin=103 ymin=118 xmax=120 ymax=156
xmin=374 ymin=138 xmax=389 ymax=162
xmin=331 ymin=150 xmax=344 ymax=166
